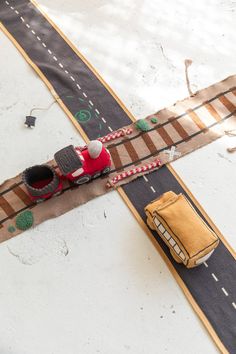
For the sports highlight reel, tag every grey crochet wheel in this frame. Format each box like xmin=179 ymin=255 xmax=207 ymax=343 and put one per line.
xmin=74 ymin=174 xmax=91 ymax=185
xmin=22 ymin=165 xmax=60 ymax=197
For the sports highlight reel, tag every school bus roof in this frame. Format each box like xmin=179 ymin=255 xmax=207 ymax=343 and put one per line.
xmin=145 ymin=192 xmax=219 ymax=258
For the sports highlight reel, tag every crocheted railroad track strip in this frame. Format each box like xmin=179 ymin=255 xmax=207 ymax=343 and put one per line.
xmin=108 ymin=87 xmax=236 ymax=147
xmin=0 ymin=167 xmax=83 ymax=228
xmin=0 ymin=88 xmax=235 ymax=230
xmin=0 ymin=181 xmax=33 ymax=229
xmin=106 ymin=88 xmax=236 ymax=171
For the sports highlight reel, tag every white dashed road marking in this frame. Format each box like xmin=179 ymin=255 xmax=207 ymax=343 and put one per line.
xmin=70 ymin=76 xmax=75 ymax=82
xmin=212 ymin=273 xmax=218 ymax=282
xmin=232 ymin=302 xmax=236 ymax=310
xmin=102 ymin=117 xmax=106 ymax=124
xmin=150 ymin=186 xmax=156 ymax=193
xmin=89 ymin=100 xmax=94 ymax=106
xmin=31 ymin=30 xmax=36 ymax=35
xmin=83 ymin=92 xmax=87 ymax=98
xmin=76 ymin=83 xmax=81 ymax=89
xmin=42 ymin=42 xmax=47 ymax=48
xmin=20 ymin=16 xmax=25 ymax=22
xmin=95 ymin=109 xmax=100 ymax=115
xmin=37 ymin=36 xmax=41 ymax=41
xmin=65 ymin=70 xmax=69 ymax=74
xmin=15 ymin=10 xmax=19 ymax=14
xmin=59 ymin=63 xmax=64 ymax=68
xmin=53 ymin=56 xmax=58 ymax=61
xmin=143 ymin=175 xmax=148 ymax=182
xmin=203 ymin=262 xmax=208 ymax=268
xmin=108 ymin=126 xmax=113 ymax=132
xmin=48 ymin=49 xmax=52 ymax=54
xmin=5 ymin=1 xmax=9 ymax=5
xmin=26 ymin=23 xmax=30 ymax=28
xmin=222 ymin=288 xmax=229 ymax=297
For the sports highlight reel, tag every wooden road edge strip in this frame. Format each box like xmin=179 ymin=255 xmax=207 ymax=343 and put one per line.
xmin=117 ymin=187 xmax=228 ymax=354
xmin=0 ymin=7 xmax=233 ymax=352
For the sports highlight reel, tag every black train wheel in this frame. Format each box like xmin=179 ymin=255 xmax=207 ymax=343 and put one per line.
xmin=35 ymin=198 xmax=45 ymax=204
xmin=102 ymin=166 xmax=111 ymax=175
xmin=92 ymin=172 xmax=101 ymax=179
xmin=74 ymin=174 xmax=91 ymax=185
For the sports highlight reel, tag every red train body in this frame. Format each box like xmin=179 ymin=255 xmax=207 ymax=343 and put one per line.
xmin=22 ymin=141 xmax=111 ymax=203
xmin=55 ymin=143 xmax=111 ymax=183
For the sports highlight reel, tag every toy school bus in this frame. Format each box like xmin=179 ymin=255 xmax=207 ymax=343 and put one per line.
xmin=145 ymin=191 xmax=219 ymax=268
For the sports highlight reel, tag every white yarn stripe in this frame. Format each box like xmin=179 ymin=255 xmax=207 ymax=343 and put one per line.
xmin=150 ymin=186 xmax=156 ymax=193
xmin=222 ymin=288 xmax=229 ymax=297
xmin=212 ymin=273 xmax=218 ymax=282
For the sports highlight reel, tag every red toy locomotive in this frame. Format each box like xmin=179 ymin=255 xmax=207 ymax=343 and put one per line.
xmin=22 ymin=140 xmax=111 ymax=203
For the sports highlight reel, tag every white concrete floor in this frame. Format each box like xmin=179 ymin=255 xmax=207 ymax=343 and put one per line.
xmin=0 ymin=0 xmax=235 ymax=353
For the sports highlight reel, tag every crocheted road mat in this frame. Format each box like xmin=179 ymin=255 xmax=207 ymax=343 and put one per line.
xmin=0 ymin=1 xmax=235 ymax=353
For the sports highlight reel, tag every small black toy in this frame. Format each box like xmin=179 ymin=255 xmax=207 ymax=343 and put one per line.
xmin=25 ymin=115 xmax=36 ymax=128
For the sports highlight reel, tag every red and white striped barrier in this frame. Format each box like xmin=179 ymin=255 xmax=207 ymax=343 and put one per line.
xmin=106 ymin=159 xmax=162 ymax=188
xmin=98 ymin=127 xmax=133 ymax=143
xmin=74 ymin=128 xmax=133 ymax=152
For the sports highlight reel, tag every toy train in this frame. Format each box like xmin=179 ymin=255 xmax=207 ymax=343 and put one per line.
xmin=22 ymin=140 xmax=111 ymax=203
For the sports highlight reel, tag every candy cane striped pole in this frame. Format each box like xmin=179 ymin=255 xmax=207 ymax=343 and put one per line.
xmin=98 ymin=127 xmax=133 ymax=143
xmin=106 ymin=159 xmax=162 ymax=188
xmin=75 ymin=128 xmax=133 ymax=151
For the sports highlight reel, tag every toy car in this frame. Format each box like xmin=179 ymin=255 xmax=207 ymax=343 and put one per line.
xmin=22 ymin=164 xmax=63 ymax=203
xmin=145 ymin=191 xmax=219 ymax=268
xmin=54 ymin=140 xmax=111 ymax=184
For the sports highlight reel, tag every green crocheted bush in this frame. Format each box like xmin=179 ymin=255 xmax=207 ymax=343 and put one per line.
xmin=8 ymin=225 xmax=16 ymax=233
xmin=151 ymin=117 xmax=158 ymax=124
xmin=15 ymin=211 xmax=34 ymax=230
xmin=136 ymin=119 xmax=150 ymax=132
